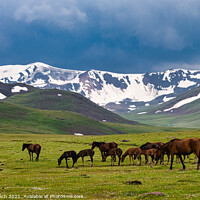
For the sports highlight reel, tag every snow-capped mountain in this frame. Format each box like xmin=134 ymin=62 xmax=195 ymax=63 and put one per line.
xmin=0 ymin=62 xmax=199 ymax=113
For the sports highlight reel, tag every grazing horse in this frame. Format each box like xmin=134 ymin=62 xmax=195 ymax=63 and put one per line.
xmin=91 ymin=141 xmax=118 ymax=161
xmin=140 ymin=142 xmax=164 ymax=150
xmin=58 ymin=150 xmax=77 ymax=168
xmin=22 ymin=143 xmax=41 ymax=161
xmin=76 ymin=149 xmax=95 ymax=167
xmin=155 ymin=138 xmax=200 ymax=170
xmin=103 ymin=148 xmax=122 ymax=166
xmin=141 ymin=149 xmax=157 ymax=165
xmin=121 ymin=148 xmax=141 ymax=166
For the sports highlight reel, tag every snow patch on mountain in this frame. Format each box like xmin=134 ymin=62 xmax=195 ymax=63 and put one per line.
xmin=0 ymin=93 xmax=6 ymax=99
xmin=164 ymin=93 xmax=200 ymax=112
xmin=11 ymin=86 xmax=28 ymax=93
xmin=178 ymin=80 xmax=196 ymax=88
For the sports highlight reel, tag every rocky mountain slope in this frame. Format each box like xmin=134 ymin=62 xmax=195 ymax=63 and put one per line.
xmin=0 ymin=62 xmax=199 ymax=113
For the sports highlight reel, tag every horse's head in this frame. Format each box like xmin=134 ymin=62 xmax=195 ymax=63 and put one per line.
xmin=91 ymin=142 xmax=96 ymax=150
xmin=121 ymin=154 xmax=125 ymax=162
xmin=22 ymin=143 xmax=27 ymax=151
xmin=58 ymin=158 xmax=61 ymax=166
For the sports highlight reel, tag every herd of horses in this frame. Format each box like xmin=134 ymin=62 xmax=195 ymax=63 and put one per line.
xmin=22 ymin=137 xmax=200 ymax=170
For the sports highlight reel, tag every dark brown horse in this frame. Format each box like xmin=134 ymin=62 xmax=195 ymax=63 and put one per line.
xmin=91 ymin=141 xmax=118 ymax=161
xmin=22 ymin=143 xmax=41 ymax=161
xmin=76 ymin=149 xmax=95 ymax=167
xmin=155 ymin=138 xmax=200 ymax=170
xmin=121 ymin=148 xmax=141 ymax=166
xmin=58 ymin=150 xmax=77 ymax=168
xmin=140 ymin=142 xmax=164 ymax=150
xmin=103 ymin=148 xmax=122 ymax=166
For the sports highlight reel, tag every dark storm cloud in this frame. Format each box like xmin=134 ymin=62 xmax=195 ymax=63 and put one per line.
xmin=0 ymin=0 xmax=200 ymax=73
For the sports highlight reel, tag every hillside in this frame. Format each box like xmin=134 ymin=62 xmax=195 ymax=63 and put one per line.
xmin=123 ymin=86 xmax=200 ymax=128
xmin=0 ymin=101 xmax=189 ymax=135
xmin=0 ymin=101 xmax=126 ymax=135
xmin=4 ymin=88 xmax=136 ymax=124
xmin=0 ymin=62 xmax=199 ymax=113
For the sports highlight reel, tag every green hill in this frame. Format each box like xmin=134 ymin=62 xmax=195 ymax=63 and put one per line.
xmin=5 ymin=88 xmax=135 ymax=124
xmin=123 ymin=86 xmax=200 ymax=128
xmin=0 ymin=101 xmax=190 ymax=135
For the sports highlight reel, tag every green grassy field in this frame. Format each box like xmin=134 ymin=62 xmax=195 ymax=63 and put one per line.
xmin=1 ymin=131 xmax=200 ymax=199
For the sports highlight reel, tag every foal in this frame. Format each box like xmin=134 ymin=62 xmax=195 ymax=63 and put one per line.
xmin=22 ymin=143 xmax=41 ymax=161
xmin=76 ymin=149 xmax=95 ymax=167
xmin=141 ymin=148 xmax=157 ymax=165
xmin=58 ymin=150 xmax=77 ymax=168
xmin=121 ymin=148 xmax=141 ymax=166
xmin=103 ymin=148 xmax=122 ymax=166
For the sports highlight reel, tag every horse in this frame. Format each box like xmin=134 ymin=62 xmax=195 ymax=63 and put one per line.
xmin=140 ymin=142 xmax=164 ymax=150
xmin=121 ymin=148 xmax=141 ymax=166
xmin=155 ymin=138 xmax=200 ymax=170
xmin=141 ymin=149 xmax=157 ymax=165
xmin=22 ymin=143 xmax=41 ymax=161
xmin=76 ymin=149 xmax=95 ymax=167
xmin=103 ymin=148 xmax=122 ymax=166
xmin=91 ymin=141 xmax=118 ymax=161
xmin=58 ymin=150 xmax=77 ymax=168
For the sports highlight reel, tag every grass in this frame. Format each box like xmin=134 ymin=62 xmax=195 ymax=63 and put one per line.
xmin=0 ymin=101 xmax=193 ymax=136
xmin=1 ymin=130 xmax=200 ymax=199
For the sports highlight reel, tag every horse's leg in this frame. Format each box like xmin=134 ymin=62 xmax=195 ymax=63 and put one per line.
xmin=170 ymin=154 xmax=174 ymax=170
xmin=129 ymin=155 xmax=131 ymax=165
xmin=178 ymin=154 xmax=186 ymax=170
xmin=36 ymin=153 xmax=39 ymax=161
xmin=31 ymin=152 xmax=33 ymax=161
xmin=145 ymin=155 xmax=148 ymax=165
xmin=111 ymin=156 xmax=114 ymax=166
xmin=146 ymin=155 xmax=150 ymax=165
xmin=65 ymin=158 xmax=68 ymax=168
xmin=197 ymin=155 xmax=200 ymax=170
xmin=90 ymin=156 xmax=93 ymax=167
xmin=118 ymin=156 xmax=121 ymax=166
xmin=72 ymin=157 xmax=76 ymax=167
xmin=28 ymin=151 xmax=31 ymax=161
xmin=151 ymin=155 xmax=154 ymax=163
xmin=167 ymin=154 xmax=170 ymax=165
xmin=101 ymin=151 xmax=105 ymax=162
xmin=82 ymin=157 xmax=84 ymax=167
xmin=132 ymin=155 xmax=135 ymax=166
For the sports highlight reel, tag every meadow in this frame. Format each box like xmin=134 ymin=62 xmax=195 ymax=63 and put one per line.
xmin=1 ymin=130 xmax=200 ymax=200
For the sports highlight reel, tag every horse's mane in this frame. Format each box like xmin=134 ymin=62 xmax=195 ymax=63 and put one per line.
xmin=93 ymin=142 xmax=105 ymax=146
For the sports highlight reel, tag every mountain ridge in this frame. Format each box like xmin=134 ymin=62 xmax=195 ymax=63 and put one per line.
xmin=0 ymin=62 xmax=199 ymax=113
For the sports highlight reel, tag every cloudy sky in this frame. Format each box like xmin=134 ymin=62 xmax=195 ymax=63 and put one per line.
xmin=0 ymin=0 xmax=200 ymax=73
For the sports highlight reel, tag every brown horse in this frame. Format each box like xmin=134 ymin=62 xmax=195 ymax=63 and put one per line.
xmin=22 ymin=143 xmax=41 ymax=161
xmin=121 ymin=148 xmax=141 ymax=166
xmin=58 ymin=150 xmax=77 ymax=168
xmin=141 ymin=149 xmax=157 ymax=165
xmin=76 ymin=149 xmax=95 ymax=167
xmin=91 ymin=141 xmax=118 ymax=161
xmin=155 ymin=138 xmax=200 ymax=170
xmin=103 ymin=148 xmax=122 ymax=166
xmin=140 ymin=142 xmax=164 ymax=150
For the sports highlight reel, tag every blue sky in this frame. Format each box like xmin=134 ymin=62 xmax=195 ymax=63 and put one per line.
xmin=0 ymin=0 xmax=200 ymax=73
